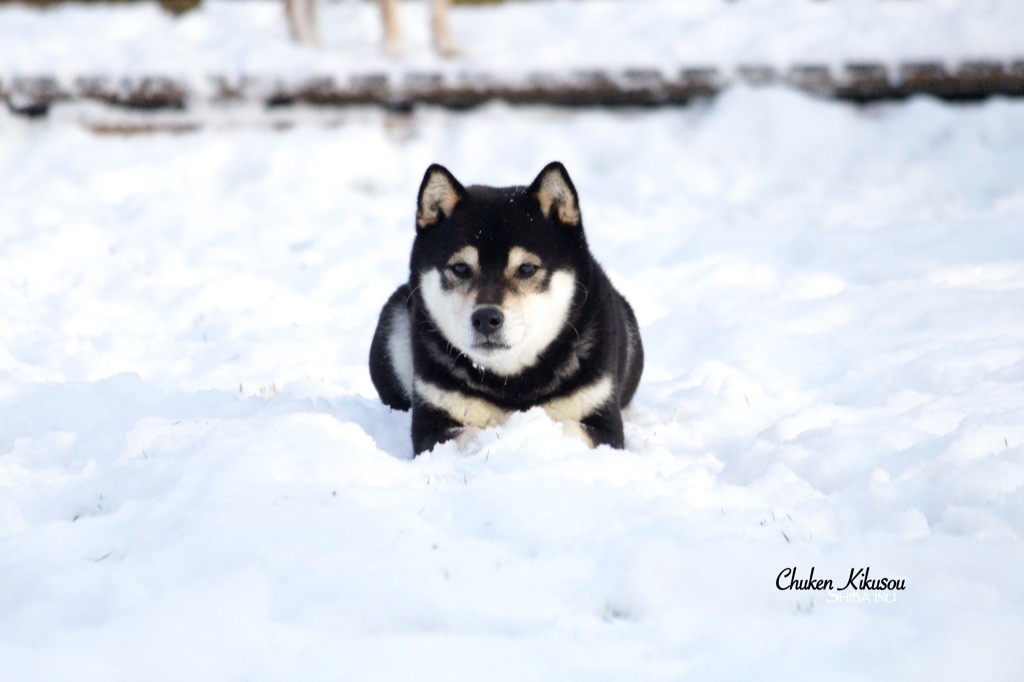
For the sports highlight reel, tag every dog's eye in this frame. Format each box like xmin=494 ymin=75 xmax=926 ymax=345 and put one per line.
xmin=449 ymin=262 xmax=472 ymax=279
xmin=516 ymin=263 xmax=539 ymax=279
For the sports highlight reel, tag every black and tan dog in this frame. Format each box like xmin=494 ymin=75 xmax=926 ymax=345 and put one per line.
xmin=370 ymin=162 xmax=643 ymax=454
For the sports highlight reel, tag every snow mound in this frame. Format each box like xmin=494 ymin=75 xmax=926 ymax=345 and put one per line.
xmin=2 ymin=88 xmax=1024 ymax=677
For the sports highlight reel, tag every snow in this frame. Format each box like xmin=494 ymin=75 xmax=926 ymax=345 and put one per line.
xmin=1 ymin=0 xmax=1022 ymax=85
xmin=3 ymin=87 xmax=1024 ymax=677
xmin=2 ymin=0 xmax=1024 ymax=675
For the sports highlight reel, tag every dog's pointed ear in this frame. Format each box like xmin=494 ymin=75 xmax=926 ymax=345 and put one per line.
xmin=417 ymin=164 xmax=466 ymax=230
xmin=529 ymin=161 xmax=581 ymax=227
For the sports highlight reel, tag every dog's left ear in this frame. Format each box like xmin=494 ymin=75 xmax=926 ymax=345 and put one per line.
xmin=417 ymin=164 xmax=466 ymax=230
xmin=529 ymin=161 xmax=581 ymax=227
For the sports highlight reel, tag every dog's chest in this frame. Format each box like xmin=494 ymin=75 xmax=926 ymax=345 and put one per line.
xmin=414 ymin=374 xmax=612 ymax=429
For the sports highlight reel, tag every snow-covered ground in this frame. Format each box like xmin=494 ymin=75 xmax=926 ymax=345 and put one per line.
xmin=2 ymin=86 xmax=1024 ymax=677
xmin=1 ymin=0 xmax=1022 ymax=85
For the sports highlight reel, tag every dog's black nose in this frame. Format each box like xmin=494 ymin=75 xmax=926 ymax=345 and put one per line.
xmin=471 ymin=306 xmax=504 ymax=334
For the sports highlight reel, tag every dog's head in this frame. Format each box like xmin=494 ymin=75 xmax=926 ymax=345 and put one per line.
xmin=411 ymin=162 xmax=588 ymax=376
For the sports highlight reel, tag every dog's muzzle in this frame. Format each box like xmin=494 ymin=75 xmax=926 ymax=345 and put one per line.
xmin=471 ymin=305 xmax=508 ymax=350
xmin=471 ymin=305 xmax=504 ymax=334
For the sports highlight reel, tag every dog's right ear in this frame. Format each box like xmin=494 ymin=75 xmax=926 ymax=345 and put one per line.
xmin=417 ymin=164 xmax=466 ymax=230
xmin=529 ymin=161 xmax=581 ymax=227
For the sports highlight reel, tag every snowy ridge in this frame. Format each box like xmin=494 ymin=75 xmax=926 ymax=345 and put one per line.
xmin=6 ymin=60 xmax=1024 ymax=118
xmin=2 ymin=88 xmax=1024 ymax=677
xmin=4 ymin=1 xmax=1023 ymax=113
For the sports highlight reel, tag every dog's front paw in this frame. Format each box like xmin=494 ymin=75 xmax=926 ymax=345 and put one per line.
xmin=454 ymin=426 xmax=483 ymax=451
xmin=560 ymin=421 xmax=595 ymax=448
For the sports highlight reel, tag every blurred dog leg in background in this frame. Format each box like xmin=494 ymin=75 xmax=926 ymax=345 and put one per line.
xmin=285 ymin=0 xmax=459 ymax=57
xmin=284 ymin=0 xmax=320 ymax=46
